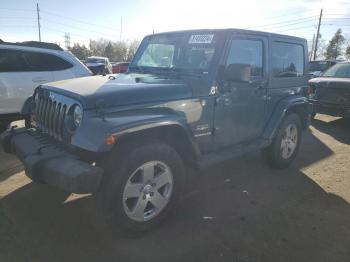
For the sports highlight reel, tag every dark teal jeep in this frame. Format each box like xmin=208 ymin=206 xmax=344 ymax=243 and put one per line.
xmin=1 ymin=29 xmax=310 ymax=231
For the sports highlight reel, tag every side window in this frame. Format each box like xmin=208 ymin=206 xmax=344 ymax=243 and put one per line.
xmin=226 ymin=39 xmax=263 ymax=79
xmin=0 ymin=49 xmax=29 ymax=72
xmin=272 ymin=42 xmax=304 ymax=77
xmin=22 ymin=51 xmax=73 ymax=71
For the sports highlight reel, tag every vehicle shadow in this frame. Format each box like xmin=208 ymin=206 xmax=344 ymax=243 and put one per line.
xmin=0 ymin=145 xmax=24 ymax=182
xmin=312 ymin=115 xmax=350 ymax=145
xmin=1 ymin=130 xmax=348 ymax=262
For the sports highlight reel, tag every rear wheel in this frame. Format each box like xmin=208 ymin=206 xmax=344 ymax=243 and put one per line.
xmin=101 ymin=141 xmax=185 ymax=232
xmin=262 ymin=113 xmax=302 ymax=168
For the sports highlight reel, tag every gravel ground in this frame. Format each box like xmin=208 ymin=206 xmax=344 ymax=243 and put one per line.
xmin=0 ymin=114 xmax=349 ymax=262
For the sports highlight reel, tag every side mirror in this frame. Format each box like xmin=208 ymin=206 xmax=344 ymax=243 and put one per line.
xmin=223 ymin=64 xmax=251 ymax=83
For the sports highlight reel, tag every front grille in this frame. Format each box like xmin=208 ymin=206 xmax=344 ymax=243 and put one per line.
xmin=34 ymin=91 xmax=69 ymax=141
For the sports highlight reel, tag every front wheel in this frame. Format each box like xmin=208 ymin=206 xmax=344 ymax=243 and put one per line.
xmin=101 ymin=142 xmax=185 ymax=232
xmin=0 ymin=120 xmax=10 ymax=134
xmin=262 ymin=113 xmax=302 ymax=168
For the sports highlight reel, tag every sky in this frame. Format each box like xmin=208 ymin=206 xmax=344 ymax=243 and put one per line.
xmin=1 ymin=0 xmax=350 ymax=49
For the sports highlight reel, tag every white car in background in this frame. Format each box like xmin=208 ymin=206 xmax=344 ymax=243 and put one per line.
xmin=0 ymin=41 xmax=92 ymax=132
xmin=85 ymin=56 xmax=112 ymax=75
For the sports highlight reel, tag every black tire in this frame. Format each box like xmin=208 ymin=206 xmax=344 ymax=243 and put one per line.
xmin=100 ymin=141 xmax=185 ymax=233
xmin=24 ymin=116 xmax=31 ymax=129
xmin=262 ymin=113 xmax=302 ymax=169
xmin=0 ymin=120 xmax=10 ymax=134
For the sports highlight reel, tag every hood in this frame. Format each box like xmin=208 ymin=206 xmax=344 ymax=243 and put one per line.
xmin=308 ymin=71 xmax=322 ymax=77
xmin=41 ymin=73 xmax=193 ymax=109
xmin=309 ymin=77 xmax=350 ymax=105
xmin=309 ymin=77 xmax=350 ymax=86
xmin=86 ymin=63 xmax=105 ymax=67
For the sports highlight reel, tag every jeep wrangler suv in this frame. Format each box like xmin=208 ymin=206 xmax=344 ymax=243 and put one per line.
xmin=1 ymin=29 xmax=310 ymax=231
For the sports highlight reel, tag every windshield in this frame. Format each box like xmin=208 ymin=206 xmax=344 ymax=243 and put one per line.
xmin=309 ymin=61 xmax=333 ymax=72
xmin=322 ymin=63 xmax=350 ymax=78
xmin=86 ymin=58 xmax=105 ymax=64
xmin=130 ymin=33 xmax=220 ymax=73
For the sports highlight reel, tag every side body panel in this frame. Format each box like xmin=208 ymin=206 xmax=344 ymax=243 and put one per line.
xmin=71 ymin=97 xmax=215 ymax=154
xmin=213 ymin=33 xmax=269 ymax=148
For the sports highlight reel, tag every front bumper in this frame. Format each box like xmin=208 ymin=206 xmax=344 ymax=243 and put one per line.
xmin=310 ymin=99 xmax=350 ymax=117
xmin=1 ymin=128 xmax=103 ymax=193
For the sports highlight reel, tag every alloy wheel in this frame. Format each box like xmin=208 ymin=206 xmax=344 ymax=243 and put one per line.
xmin=280 ymin=123 xmax=298 ymax=159
xmin=122 ymin=161 xmax=173 ymax=222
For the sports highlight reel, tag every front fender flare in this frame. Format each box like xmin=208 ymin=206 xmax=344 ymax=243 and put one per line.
xmin=71 ymin=110 xmax=200 ymax=156
xmin=109 ymin=115 xmax=202 ymax=158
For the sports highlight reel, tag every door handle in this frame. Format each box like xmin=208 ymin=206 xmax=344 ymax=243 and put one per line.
xmin=253 ymin=81 xmax=268 ymax=93
xmin=32 ymin=77 xmax=47 ymax=83
xmin=254 ymin=85 xmax=264 ymax=92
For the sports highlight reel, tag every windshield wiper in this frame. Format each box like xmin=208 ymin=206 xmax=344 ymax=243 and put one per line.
xmin=129 ymin=66 xmax=146 ymax=74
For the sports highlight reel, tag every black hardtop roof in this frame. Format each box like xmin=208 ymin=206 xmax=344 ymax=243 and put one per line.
xmin=147 ymin=28 xmax=306 ymax=43
xmin=0 ymin=40 xmax=63 ymax=51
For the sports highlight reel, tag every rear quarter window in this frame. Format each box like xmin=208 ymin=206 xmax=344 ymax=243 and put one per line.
xmin=271 ymin=42 xmax=304 ymax=78
xmin=23 ymin=51 xmax=73 ymax=71
xmin=0 ymin=48 xmax=29 ymax=72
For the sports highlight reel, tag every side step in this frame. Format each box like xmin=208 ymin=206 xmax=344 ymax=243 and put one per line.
xmin=197 ymin=139 xmax=270 ymax=169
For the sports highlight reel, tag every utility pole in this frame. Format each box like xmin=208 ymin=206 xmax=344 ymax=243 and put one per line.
xmin=36 ymin=3 xmax=41 ymax=42
xmin=310 ymin=34 xmax=315 ymax=61
xmin=64 ymin=33 xmax=71 ymax=49
xmin=313 ymin=8 xmax=323 ymax=61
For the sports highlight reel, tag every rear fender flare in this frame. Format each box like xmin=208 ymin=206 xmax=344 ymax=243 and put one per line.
xmin=262 ymin=96 xmax=311 ymax=141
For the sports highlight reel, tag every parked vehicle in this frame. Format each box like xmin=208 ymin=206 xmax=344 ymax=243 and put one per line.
xmin=1 ymin=29 xmax=310 ymax=232
xmin=85 ymin=56 xmax=112 ymax=75
xmin=308 ymin=60 xmax=341 ymax=78
xmin=309 ymin=61 xmax=350 ymax=118
xmin=0 ymin=41 xmax=92 ymax=132
xmin=112 ymin=62 xmax=129 ymax=73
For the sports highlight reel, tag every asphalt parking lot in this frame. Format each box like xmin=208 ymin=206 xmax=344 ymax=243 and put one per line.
xmin=0 ymin=114 xmax=350 ymax=262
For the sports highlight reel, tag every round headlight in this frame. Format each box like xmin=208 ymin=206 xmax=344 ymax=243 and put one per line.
xmin=73 ymin=105 xmax=83 ymax=127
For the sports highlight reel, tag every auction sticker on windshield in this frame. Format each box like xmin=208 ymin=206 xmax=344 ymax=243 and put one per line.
xmin=189 ymin=34 xmax=214 ymax=44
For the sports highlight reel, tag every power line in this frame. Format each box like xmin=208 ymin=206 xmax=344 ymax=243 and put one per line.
xmin=40 ymin=9 xmax=119 ymax=31
xmin=0 ymin=7 xmax=34 ymax=12
xmin=274 ymin=24 xmax=316 ymax=33
xmin=41 ymin=17 xmax=118 ymax=38
xmin=41 ymin=26 xmax=90 ymax=41
xmin=246 ymin=15 xmax=318 ymax=30
xmin=323 ymin=17 xmax=350 ymax=20
xmin=258 ymin=9 xmax=319 ymax=21
xmin=254 ymin=18 xmax=317 ymax=31
xmin=0 ymin=25 xmax=36 ymax=28
xmin=0 ymin=17 xmax=36 ymax=20
xmin=322 ymin=23 xmax=350 ymax=27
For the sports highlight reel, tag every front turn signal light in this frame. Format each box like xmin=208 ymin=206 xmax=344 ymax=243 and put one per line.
xmin=105 ymin=135 xmax=116 ymax=145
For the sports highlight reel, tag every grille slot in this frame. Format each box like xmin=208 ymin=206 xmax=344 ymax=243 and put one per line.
xmin=35 ymin=93 xmax=69 ymax=141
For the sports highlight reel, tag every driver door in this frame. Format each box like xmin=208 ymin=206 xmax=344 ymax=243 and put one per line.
xmin=213 ymin=36 xmax=268 ymax=149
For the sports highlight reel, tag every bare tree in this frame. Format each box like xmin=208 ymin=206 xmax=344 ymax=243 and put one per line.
xmin=324 ymin=29 xmax=345 ymax=59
